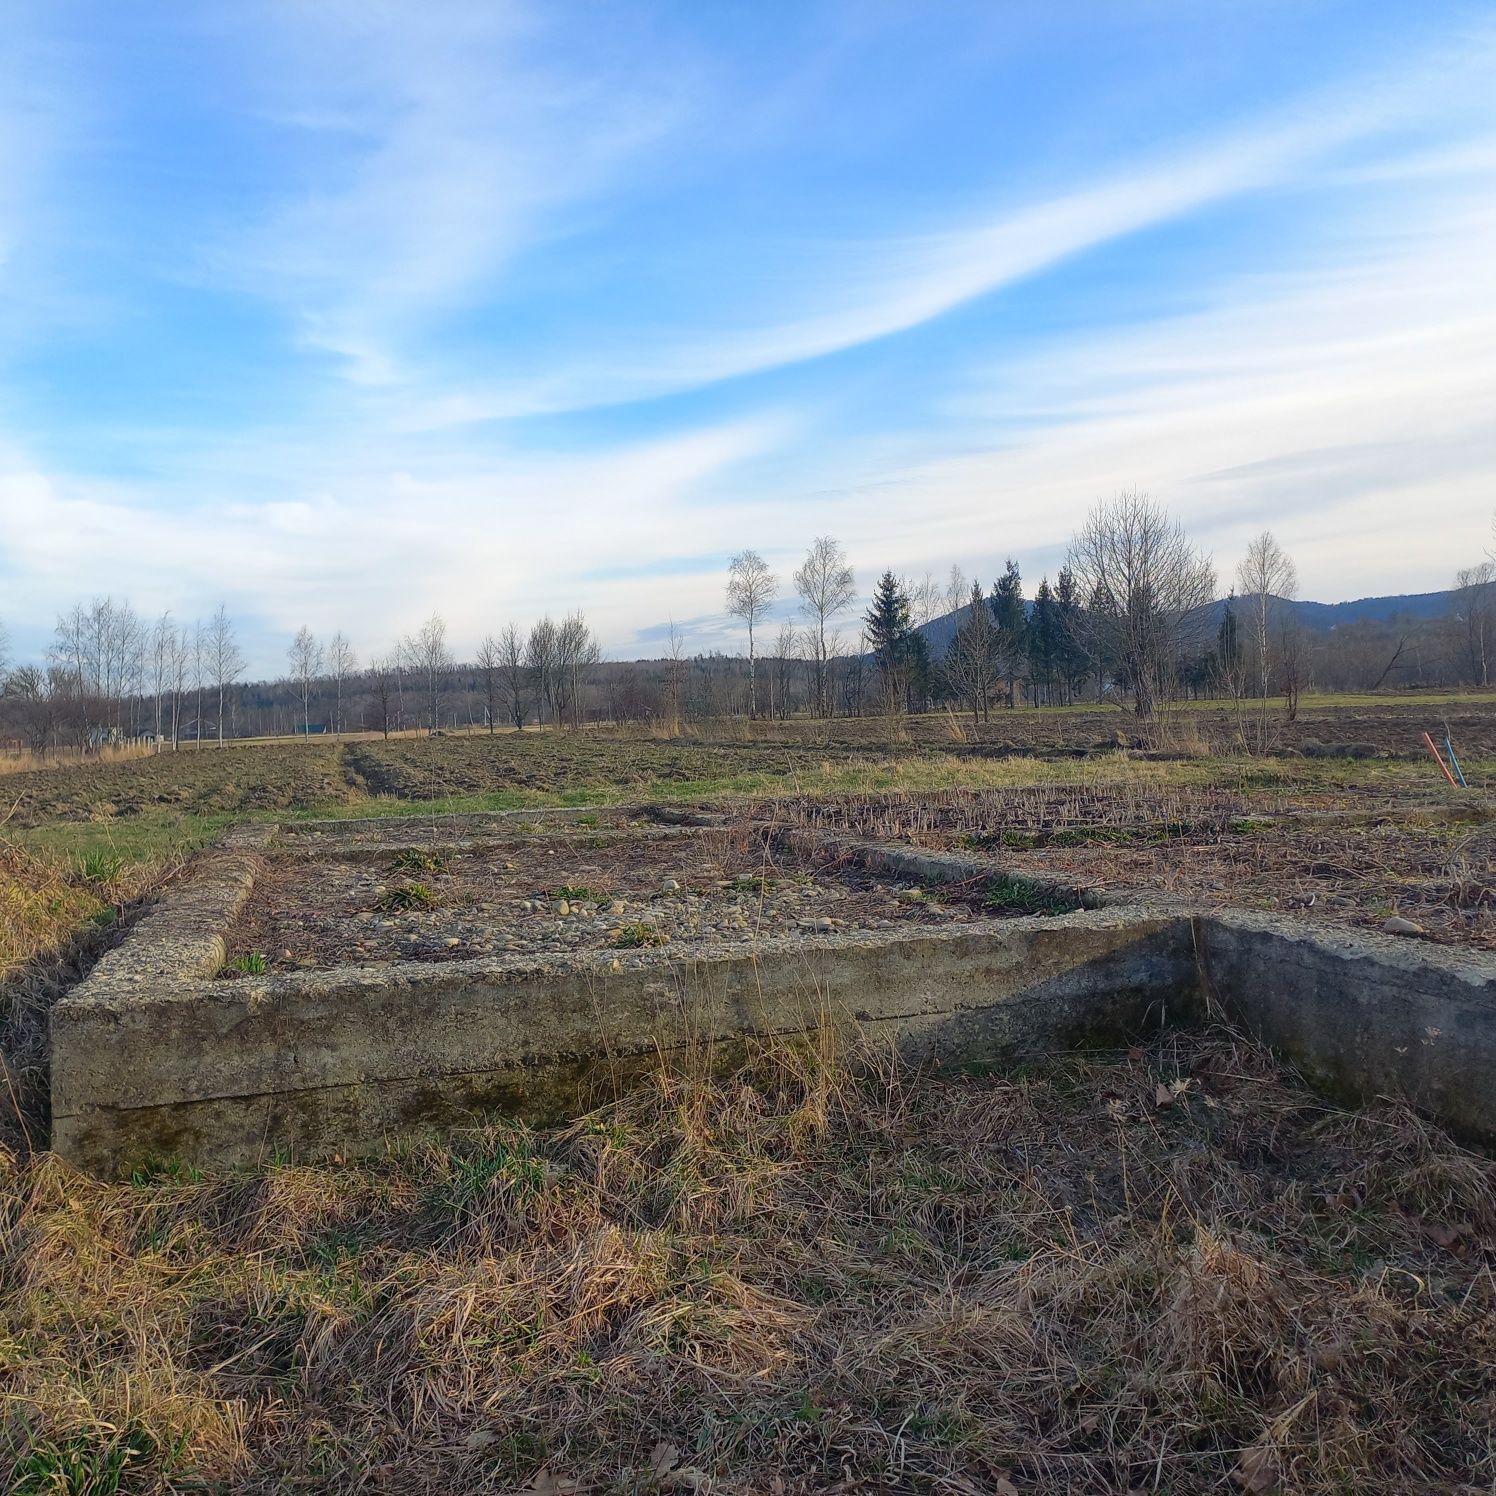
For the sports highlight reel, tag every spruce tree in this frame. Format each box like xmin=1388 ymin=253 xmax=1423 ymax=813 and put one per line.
xmin=1217 ymin=592 xmax=1242 ymax=698
xmin=864 ymin=571 xmax=913 ymax=713
xmin=904 ymin=628 xmax=932 ymax=713
xmin=990 ymin=559 xmax=1027 ymax=707
xmin=1054 ymin=565 xmax=1088 ymax=703
xmin=1028 ymin=577 xmax=1057 ymax=705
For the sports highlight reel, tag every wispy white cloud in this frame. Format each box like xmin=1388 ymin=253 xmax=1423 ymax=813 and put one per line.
xmin=3 ymin=4 xmax=1496 ymax=669
xmin=398 ymin=24 xmax=1496 ymax=423
xmin=837 ymin=190 xmax=1496 ymax=603
xmin=0 ymin=413 xmax=787 ymax=667
xmin=214 ymin=2 xmax=694 ymax=385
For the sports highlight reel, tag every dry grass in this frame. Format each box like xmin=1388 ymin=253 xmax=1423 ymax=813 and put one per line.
xmin=0 ymin=744 xmax=156 ymax=778
xmin=2 ymin=1028 xmax=1492 ymax=1494
xmin=0 ymin=845 xmax=111 ymax=984
xmin=0 ymin=838 xmax=171 ymax=1158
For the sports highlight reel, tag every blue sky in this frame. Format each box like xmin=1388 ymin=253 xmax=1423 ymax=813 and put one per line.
xmin=2 ymin=1 xmax=1495 ymax=672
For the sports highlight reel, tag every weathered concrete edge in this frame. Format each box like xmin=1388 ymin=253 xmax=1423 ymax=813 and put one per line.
xmin=274 ymin=802 xmax=681 ymax=840
xmin=68 ymin=824 xmax=275 ymax=992
xmin=262 ymin=823 xmax=706 ymax=864
xmin=55 ymin=913 xmax=1199 ymax=1172
xmin=53 ymin=908 xmax=1195 ymax=1112
xmin=772 ymin=826 xmax=1109 ymax=908
xmin=1196 ymin=910 xmax=1496 ymax=1144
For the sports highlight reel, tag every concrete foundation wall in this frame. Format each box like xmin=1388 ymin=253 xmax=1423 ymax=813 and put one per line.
xmin=48 ymin=811 xmax=1496 ymax=1174
xmin=54 ymin=911 xmax=1196 ymax=1173
xmin=1198 ymin=913 xmax=1496 ymax=1143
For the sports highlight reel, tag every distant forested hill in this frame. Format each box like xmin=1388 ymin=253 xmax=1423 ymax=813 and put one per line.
xmin=915 ymin=588 xmax=1457 ymax=659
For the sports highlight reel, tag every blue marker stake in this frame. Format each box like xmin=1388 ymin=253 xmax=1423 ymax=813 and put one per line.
xmin=1445 ymin=733 xmax=1468 ymax=789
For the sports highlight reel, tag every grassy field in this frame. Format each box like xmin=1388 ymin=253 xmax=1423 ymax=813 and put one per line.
xmin=2 ymin=705 xmax=1495 ymax=1491
xmin=7 ymin=1026 xmax=1495 ymax=1494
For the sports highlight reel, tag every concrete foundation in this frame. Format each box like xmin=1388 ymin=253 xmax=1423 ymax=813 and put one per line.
xmin=48 ymin=808 xmax=1496 ymax=1173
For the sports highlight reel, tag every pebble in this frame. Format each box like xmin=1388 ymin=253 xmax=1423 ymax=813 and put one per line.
xmin=1382 ymin=916 xmax=1423 ymax=935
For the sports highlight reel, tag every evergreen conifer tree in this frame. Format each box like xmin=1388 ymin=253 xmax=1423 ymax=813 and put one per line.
xmin=1028 ymin=577 xmax=1058 ymax=705
xmin=864 ymin=571 xmax=914 ymax=713
xmin=990 ymin=559 xmax=1027 ymax=707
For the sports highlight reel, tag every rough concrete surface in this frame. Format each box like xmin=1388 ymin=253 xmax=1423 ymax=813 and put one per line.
xmin=48 ymin=807 xmax=1496 ymax=1173
xmin=1198 ymin=911 xmax=1496 ymax=1143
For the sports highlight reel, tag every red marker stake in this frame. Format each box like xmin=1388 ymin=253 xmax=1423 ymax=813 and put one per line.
xmin=1423 ymin=731 xmax=1458 ymax=788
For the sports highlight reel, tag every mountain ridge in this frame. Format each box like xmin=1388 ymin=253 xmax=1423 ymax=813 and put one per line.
xmin=914 ymin=588 xmax=1457 ymax=659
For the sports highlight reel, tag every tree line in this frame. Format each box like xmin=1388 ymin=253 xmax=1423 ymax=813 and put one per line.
xmin=0 ymin=493 xmax=1490 ymax=754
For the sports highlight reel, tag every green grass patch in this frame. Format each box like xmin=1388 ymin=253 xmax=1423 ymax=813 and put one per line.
xmin=611 ymin=921 xmax=669 ymax=948
xmin=983 ymin=873 xmax=1083 ymax=916
xmin=223 ymin=951 xmax=267 ymax=976
xmin=388 ymin=849 xmax=448 ymax=875
xmin=378 ymin=881 xmax=436 ymax=911
xmin=434 ymin=1132 xmax=547 ymax=1217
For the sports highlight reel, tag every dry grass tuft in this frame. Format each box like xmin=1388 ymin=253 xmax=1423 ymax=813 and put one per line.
xmin=0 ymin=839 xmax=165 ymax=1155
xmin=0 ymin=743 xmax=156 ymax=778
xmin=2 ymin=1029 xmax=1493 ymax=1493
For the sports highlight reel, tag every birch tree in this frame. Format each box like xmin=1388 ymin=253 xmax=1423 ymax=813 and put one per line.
xmin=207 ymin=606 xmax=244 ymax=745
xmin=328 ymin=631 xmax=357 ymax=735
xmin=793 ymin=536 xmax=856 ymax=717
xmin=525 ymin=618 xmax=559 ymax=726
xmin=411 ymin=614 xmax=452 ymax=731
xmin=1236 ymin=531 xmax=1298 ymax=699
xmin=288 ymin=626 xmax=323 ymax=738
xmin=149 ymin=612 xmax=175 ymax=742
xmin=725 ymin=549 xmax=778 ymax=719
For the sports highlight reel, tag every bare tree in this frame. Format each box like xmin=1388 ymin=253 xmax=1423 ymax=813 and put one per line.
xmin=725 ymin=549 xmax=778 ymax=719
xmin=1236 ymin=532 xmax=1298 ymax=697
xmin=942 ymin=583 xmax=1002 ymax=725
xmin=4 ymin=665 xmax=63 ymax=756
xmin=51 ymin=596 xmax=143 ymax=742
xmin=498 ymin=622 xmax=527 ymax=727
xmin=663 ymin=619 xmax=687 ymax=732
xmin=328 ymin=631 xmax=357 ymax=735
xmin=167 ymin=623 xmax=189 ymax=747
xmin=288 ymin=625 xmax=323 ymax=738
xmin=1453 ymin=563 xmax=1496 ymax=688
xmin=555 ymin=611 xmax=601 ymax=728
xmin=771 ymin=621 xmax=798 ymax=720
xmin=793 ymin=536 xmax=856 ymax=716
xmin=149 ymin=612 xmax=175 ymax=743
xmin=1065 ymin=492 xmax=1216 ymax=718
xmin=475 ymin=634 xmax=503 ymax=733
xmin=369 ymin=654 xmax=398 ymax=739
xmin=1278 ymin=610 xmax=1307 ymax=721
xmin=907 ymin=571 xmax=941 ymax=628
xmin=206 ymin=606 xmax=244 ymax=745
xmin=944 ymin=564 xmax=969 ymax=616
xmin=411 ymin=614 xmax=452 ymax=731
xmin=525 ymin=617 xmax=559 ymax=727
xmin=190 ymin=620 xmax=204 ymax=748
